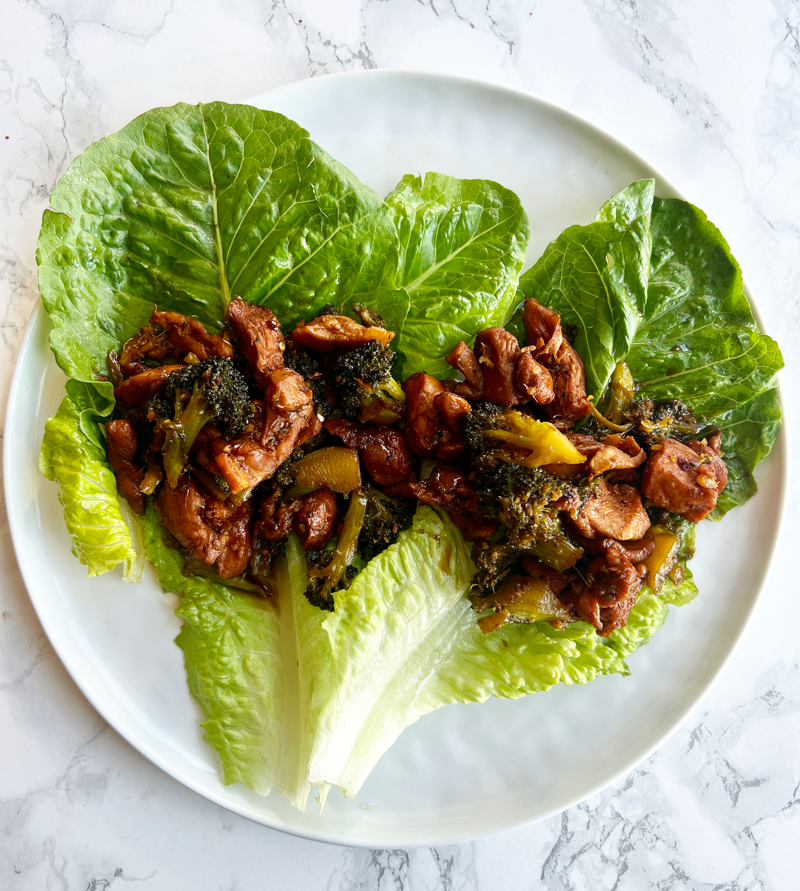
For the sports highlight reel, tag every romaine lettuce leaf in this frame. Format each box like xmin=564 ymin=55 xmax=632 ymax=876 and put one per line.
xmin=710 ymin=388 xmax=782 ymax=516
xmin=308 ymin=506 xmax=698 ymax=797
xmin=37 ymin=100 xmax=403 ymax=579
xmin=518 ymin=188 xmax=782 ymax=515
xmin=39 ymin=379 xmax=139 ymax=578
xmin=382 ymin=173 xmax=529 ymax=376
xmin=518 ymin=179 xmax=655 ymax=396
xmin=143 ymin=507 xmax=328 ymax=809
xmin=140 ymin=499 xmax=700 ymax=802
xmin=629 ymin=198 xmax=782 ymax=417
xmin=627 ymin=197 xmax=783 ymax=515
xmin=36 ymin=101 xmax=399 ymax=388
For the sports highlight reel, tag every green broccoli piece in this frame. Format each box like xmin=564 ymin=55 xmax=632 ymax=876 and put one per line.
xmin=333 ymin=341 xmax=406 ymax=424
xmin=150 ymin=356 xmax=252 ymax=487
xmin=473 ymin=464 xmax=588 ymax=579
xmin=305 ymin=487 xmax=368 ymax=610
xmin=358 ymin=485 xmax=415 ymax=561
xmin=462 ymin=402 xmax=538 ymax=468
xmin=623 ymin=396 xmax=705 ymax=444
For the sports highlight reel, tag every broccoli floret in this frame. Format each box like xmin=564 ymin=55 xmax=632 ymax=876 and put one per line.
xmin=462 ymin=402 xmax=505 ymax=464
xmin=284 ymin=340 xmax=335 ymax=416
xmin=333 ymin=341 xmax=406 ymax=424
xmin=463 ymin=403 xmax=586 ymax=470
xmin=462 ymin=408 xmax=592 ymax=586
xmin=149 ymin=356 xmax=253 ymax=487
xmin=305 ymin=487 xmax=368 ymax=610
xmin=623 ymin=396 xmax=704 ymax=445
xmin=358 ymin=485 xmax=415 ymax=561
xmin=476 ymin=464 xmax=586 ymax=545
xmin=470 ymin=540 xmax=523 ymax=599
xmin=247 ymin=538 xmax=287 ymax=588
xmin=474 ymin=464 xmax=588 ymax=578
xmin=581 ymin=360 xmax=705 ymax=444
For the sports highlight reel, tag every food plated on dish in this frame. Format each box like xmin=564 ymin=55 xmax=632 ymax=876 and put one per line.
xmin=36 ymin=101 xmax=782 ymax=811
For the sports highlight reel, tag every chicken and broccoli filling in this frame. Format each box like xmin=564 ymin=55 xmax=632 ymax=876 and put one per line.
xmin=104 ymin=295 xmax=727 ymax=635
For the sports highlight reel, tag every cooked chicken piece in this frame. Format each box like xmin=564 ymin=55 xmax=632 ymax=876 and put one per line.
xmin=587 ymin=434 xmax=646 ymax=478
xmin=641 ymin=436 xmax=727 ymax=522
xmin=571 ymin=478 xmax=651 ymax=541
xmin=403 ymin=372 xmax=446 ymax=458
xmin=522 ymin=297 xmax=590 ymax=427
xmin=214 ymin=504 xmax=254 ymax=578
xmin=292 ymin=314 xmax=395 ymax=353
xmin=151 ymin=309 xmax=234 ymax=361
xmin=473 ymin=327 xmax=527 ymax=406
xmin=114 ymin=364 xmax=184 ymax=407
xmin=567 ymin=527 xmax=656 ymax=563
xmin=211 ymin=370 xmax=320 ymax=495
xmin=409 ymin=463 xmax=498 ymax=541
xmin=324 ymin=419 xmax=414 ymax=487
xmin=105 ymin=418 xmax=145 ymax=514
xmin=264 ymin=367 xmax=315 ymax=415
xmin=293 ymin=488 xmax=339 ymax=551
xmin=262 ymin=367 xmax=321 ymax=453
xmin=195 ymin=403 xmax=266 ymax=495
xmin=117 ymin=326 xmax=170 ymax=377
xmin=516 ymin=351 xmax=555 ymax=404
xmin=226 ymin=296 xmax=285 ymax=386
xmin=563 ymin=545 xmax=646 ymax=636
xmin=566 ymin=433 xmax=604 ymax=458
xmin=254 ymin=491 xmax=302 ymax=542
xmin=211 ymin=438 xmax=278 ymax=495
xmin=445 ymin=340 xmax=484 ymax=396
xmin=432 ymin=391 xmax=471 ymax=461
xmin=434 ymin=392 xmax=472 ymax=432
xmin=155 ymin=475 xmax=252 ymax=578
xmin=446 ymin=328 xmax=531 ymax=406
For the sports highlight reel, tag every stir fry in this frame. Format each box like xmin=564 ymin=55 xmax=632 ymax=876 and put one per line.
xmin=104 ymin=295 xmax=727 ymax=638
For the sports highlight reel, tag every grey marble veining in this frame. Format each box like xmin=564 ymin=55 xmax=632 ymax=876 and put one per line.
xmin=2 ymin=1 xmax=799 ymax=888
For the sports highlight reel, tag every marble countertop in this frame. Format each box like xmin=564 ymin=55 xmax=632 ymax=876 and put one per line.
xmin=2 ymin=1 xmax=798 ymax=888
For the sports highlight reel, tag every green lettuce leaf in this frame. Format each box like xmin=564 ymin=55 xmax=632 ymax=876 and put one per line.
xmin=518 ymin=179 xmax=654 ymax=395
xmin=39 ymin=379 xmax=139 ymax=577
xmin=37 ymin=100 xmax=402 ymax=577
xmin=144 ymin=502 xmax=699 ymax=802
xmin=518 ymin=188 xmax=782 ymax=515
xmin=382 ymin=173 xmax=529 ymax=376
xmin=36 ymin=101 xmax=399 ymax=387
xmin=308 ymin=505 xmax=698 ymax=797
xmin=710 ymin=388 xmax=782 ymax=516
xmin=626 ymin=197 xmax=783 ymax=515
xmin=143 ymin=508 xmax=328 ymax=809
xmin=629 ymin=198 xmax=782 ymax=416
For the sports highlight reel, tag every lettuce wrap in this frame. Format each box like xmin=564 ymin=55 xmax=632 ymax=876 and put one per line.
xmin=37 ymin=102 xmax=782 ymax=807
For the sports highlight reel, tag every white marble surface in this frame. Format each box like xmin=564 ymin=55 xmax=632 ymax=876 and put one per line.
xmin=1 ymin=0 xmax=798 ymax=887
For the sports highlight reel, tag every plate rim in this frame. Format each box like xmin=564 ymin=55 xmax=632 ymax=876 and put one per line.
xmin=4 ymin=68 xmax=790 ymax=848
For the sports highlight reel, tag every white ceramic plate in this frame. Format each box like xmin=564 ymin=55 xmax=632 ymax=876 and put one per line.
xmin=5 ymin=71 xmax=787 ymax=847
